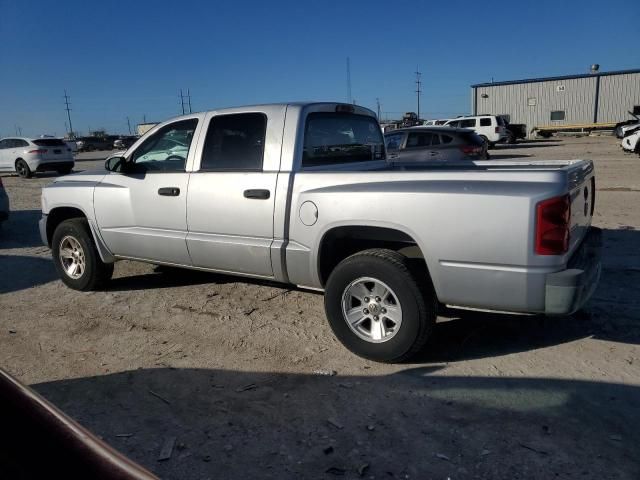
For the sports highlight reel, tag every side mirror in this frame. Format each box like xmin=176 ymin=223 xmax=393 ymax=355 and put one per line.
xmin=105 ymin=156 xmax=126 ymax=172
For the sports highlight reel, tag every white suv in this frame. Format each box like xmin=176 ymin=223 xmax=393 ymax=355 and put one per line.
xmin=444 ymin=115 xmax=507 ymax=148
xmin=0 ymin=137 xmax=74 ymax=178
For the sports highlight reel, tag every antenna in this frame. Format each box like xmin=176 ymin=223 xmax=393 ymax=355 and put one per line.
xmin=180 ymin=89 xmax=186 ymax=115
xmin=415 ymin=67 xmax=422 ymax=121
xmin=187 ymin=89 xmax=192 ymax=113
xmin=64 ymin=90 xmax=74 ymax=138
xmin=346 ymin=57 xmax=352 ymax=104
xmin=126 ymin=117 xmax=132 ymax=135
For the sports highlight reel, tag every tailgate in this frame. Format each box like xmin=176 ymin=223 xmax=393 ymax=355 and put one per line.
xmin=566 ymin=160 xmax=595 ymax=255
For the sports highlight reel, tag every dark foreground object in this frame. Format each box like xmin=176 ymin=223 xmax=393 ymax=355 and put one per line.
xmin=0 ymin=368 xmax=157 ymax=480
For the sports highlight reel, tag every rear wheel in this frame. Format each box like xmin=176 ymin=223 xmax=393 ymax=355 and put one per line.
xmin=52 ymin=218 xmax=114 ymax=291
xmin=324 ymin=249 xmax=436 ymax=363
xmin=15 ymin=159 xmax=32 ymax=178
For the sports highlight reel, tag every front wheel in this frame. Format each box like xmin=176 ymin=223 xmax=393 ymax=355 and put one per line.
xmin=52 ymin=218 xmax=114 ymax=291
xmin=324 ymin=249 xmax=436 ymax=363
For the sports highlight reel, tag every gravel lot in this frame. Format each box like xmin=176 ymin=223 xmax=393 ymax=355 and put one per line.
xmin=1 ymin=137 xmax=639 ymax=479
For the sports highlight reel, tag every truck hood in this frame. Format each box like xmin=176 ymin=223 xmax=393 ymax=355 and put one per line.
xmin=51 ymin=169 xmax=108 ymax=185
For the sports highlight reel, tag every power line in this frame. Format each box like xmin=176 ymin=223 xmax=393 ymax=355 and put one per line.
xmin=415 ymin=67 xmax=422 ymax=120
xmin=346 ymin=57 xmax=352 ymax=104
xmin=64 ymin=89 xmax=74 ymax=138
xmin=179 ymin=89 xmax=193 ymax=114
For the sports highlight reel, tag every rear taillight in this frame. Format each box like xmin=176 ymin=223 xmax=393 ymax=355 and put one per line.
xmin=495 ymin=127 xmax=500 ymax=133
xmin=459 ymin=145 xmax=481 ymax=155
xmin=28 ymin=149 xmax=47 ymax=154
xmin=535 ymin=195 xmax=571 ymax=255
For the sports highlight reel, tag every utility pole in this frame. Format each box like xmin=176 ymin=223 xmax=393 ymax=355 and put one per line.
xmin=180 ymin=89 xmax=186 ymax=115
xmin=346 ymin=57 xmax=352 ymax=104
xmin=376 ymin=98 xmax=381 ymax=119
xmin=415 ymin=67 xmax=422 ymax=121
xmin=64 ymin=89 xmax=74 ymax=138
xmin=187 ymin=89 xmax=192 ymax=114
xmin=126 ymin=117 xmax=132 ymax=135
xmin=15 ymin=124 xmax=22 ymax=136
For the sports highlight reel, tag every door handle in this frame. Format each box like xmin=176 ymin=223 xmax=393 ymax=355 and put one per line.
xmin=158 ymin=187 xmax=180 ymax=196
xmin=244 ymin=189 xmax=270 ymax=200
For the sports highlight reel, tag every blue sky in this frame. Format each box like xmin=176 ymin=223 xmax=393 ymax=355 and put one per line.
xmin=1 ymin=0 xmax=638 ymax=137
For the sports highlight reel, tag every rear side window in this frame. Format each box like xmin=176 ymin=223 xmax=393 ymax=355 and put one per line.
xmin=460 ymin=119 xmax=476 ymax=128
xmin=479 ymin=118 xmax=492 ymax=127
xmin=303 ymin=113 xmax=384 ymax=167
xmin=201 ymin=113 xmax=266 ymax=171
xmin=406 ymin=132 xmax=435 ymax=148
xmin=33 ymin=139 xmax=66 ymax=147
xmin=461 ymin=132 xmax=484 ymax=146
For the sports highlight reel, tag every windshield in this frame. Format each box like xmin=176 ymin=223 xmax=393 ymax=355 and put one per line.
xmin=302 ymin=113 xmax=384 ymax=167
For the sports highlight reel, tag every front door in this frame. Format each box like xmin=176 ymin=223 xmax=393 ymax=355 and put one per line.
xmin=186 ymin=110 xmax=281 ymax=277
xmin=94 ymin=117 xmax=202 ymax=265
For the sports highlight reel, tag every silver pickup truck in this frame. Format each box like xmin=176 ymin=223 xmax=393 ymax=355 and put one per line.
xmin=39 ymin=102 xmax=601 ymax=362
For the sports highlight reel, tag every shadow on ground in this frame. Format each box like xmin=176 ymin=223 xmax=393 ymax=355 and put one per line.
xmin=0 ymin=209 xmax=43 ymax=249
xmin=21 ymin=367 xmax=640 ymax=480
xmin=494 ymin=142 xmax=561 ymax=150
xmin=0 ymin=254 xmax=57 ymax=294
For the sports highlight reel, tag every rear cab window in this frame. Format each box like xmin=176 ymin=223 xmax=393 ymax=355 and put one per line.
xmin=302 ymin=113 xmax=384 ymax=167
xmin=479 ymin=118 xmax=492 ymax=127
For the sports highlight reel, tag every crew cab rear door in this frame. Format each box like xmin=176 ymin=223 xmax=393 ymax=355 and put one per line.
xmin=185 ymin=106 xmax=285 ymax=277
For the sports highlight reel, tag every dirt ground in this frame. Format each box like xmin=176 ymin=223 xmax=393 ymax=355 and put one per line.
xmin=1 ymin=136 xmax=639 ymax=479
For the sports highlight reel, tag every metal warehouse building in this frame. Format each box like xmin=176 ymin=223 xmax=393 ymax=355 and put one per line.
xmin=471 ymin=68 xmax=640 ymax=137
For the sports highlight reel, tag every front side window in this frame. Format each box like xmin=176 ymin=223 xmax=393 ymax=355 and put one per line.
xmin=384 ymin=132 xmax=404 ymax=150
xmin=480 ymin=118 xmax=492 ymax=127
xmin=302 ymin=113 xmax=384 ymax=167
xmin=200 ymin=113 xmax=266 ymax=171
xmin=550 ymin=111 xmax=565 ymax=121
xmin=0 ymin=140 xmax=8 ymax=149
xmin=447 ymin=121 xmax=458 ymax=128
xmin=130 ymin=119 xmax=197 ymax=172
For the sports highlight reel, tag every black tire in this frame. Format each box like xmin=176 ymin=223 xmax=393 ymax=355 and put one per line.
xmin=324 ymin=249 xmax=436 ymax=363
xmin=57 ymin=166 xmax=73 ymax=175
xmin=15 ymin=159 xmax=32 ymax=178
xmin=51 ymin=218 xmax=114 ymax=291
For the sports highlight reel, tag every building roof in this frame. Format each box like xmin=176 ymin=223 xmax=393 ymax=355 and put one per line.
xmin=471 ymin=68 xmax=640 ymax=88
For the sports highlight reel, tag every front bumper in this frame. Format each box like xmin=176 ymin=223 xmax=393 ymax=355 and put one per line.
xmin=34 ymin=161 xmax=74 ymax=172
xmin=39 ymin=214 xmax=49 ymax=246
xmin=545 ymin=227 xmax=602 ymax=315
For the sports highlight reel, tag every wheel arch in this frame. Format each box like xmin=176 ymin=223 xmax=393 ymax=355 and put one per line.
xmin=317 ymin=225 xmax=436 ymax=294
xmin=46 ymin=206 xmax=115 ymax=263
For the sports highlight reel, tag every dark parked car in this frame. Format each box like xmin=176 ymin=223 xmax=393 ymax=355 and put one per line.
xmin=76 ymin=136 xmax=113 ymax=152
xmin=500 ymin=117 xmax=527 ymax=144
xmin=384 ymin=127 xmax=489 ymax=162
